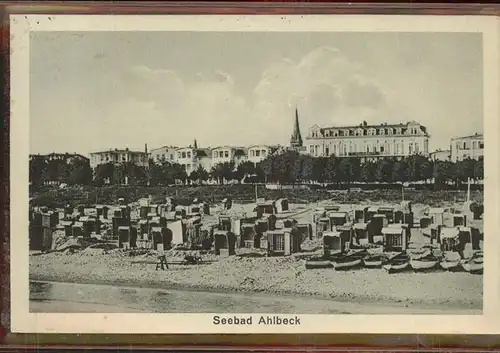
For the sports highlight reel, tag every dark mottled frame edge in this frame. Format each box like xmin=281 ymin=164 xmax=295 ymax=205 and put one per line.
xmin=1 ymin=1 xmax=500 ymax=350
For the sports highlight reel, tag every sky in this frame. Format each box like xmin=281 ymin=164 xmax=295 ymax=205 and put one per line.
xmin=29 ymin=31 xmax=483 ymax=156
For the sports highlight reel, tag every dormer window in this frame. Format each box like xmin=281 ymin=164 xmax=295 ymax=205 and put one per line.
xmin=334 ymin=130 xmax=339 ymax=137
xmin=379 ymin=129 xmax=385 ymax=135
xmin=388 ymin=129 xmax=393 ymax=135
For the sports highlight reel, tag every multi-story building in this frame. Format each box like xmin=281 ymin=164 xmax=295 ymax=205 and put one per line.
xmin=150 ymin=146 xmax=178 ymax=164
xmin=175 ymin=146 xmax=212 ymax=174
xmin=305 ymin=120 xmax=429 ymax=161
xmin=211 ymin=146 xmax=248 ymax=167
xmin=450 ymin=133 xmax=484 ymax=162
xmin=430 ymin=149 xmax=451 ymax=162
xmin=247 ymin=145 xmax=279 ymax=164
xmin=89 ymin=146 xmax=150 ymax=169
xmin=175 ymin=146 xmax=197 ymax=175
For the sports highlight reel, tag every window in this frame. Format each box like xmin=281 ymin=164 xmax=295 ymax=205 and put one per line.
xmin=463 ymin=142 xmax=467 ymax=150
xmin=187 ymin=152 xmax=191 ymax=158
xmin=325 ymin=130 xmax=330 ymax=137
xmin=325 ymin=147 xmax=330 ymax=155
xmin=274 ymin=234 xmax=284 ymax=251
xmin=409 ymin=143 xmax=414 ymax=154
xmin=388 ymin=129 xmax=393 ymax=135
xmin=334 ymin=130 xmax=339 ymax=137
xmin=479 ymin=142 xmax=484 ymax=149
xmin=379 ymin=129 xmax=385 ymax=135
xmin=255 ymin=150 xmax=260 ymax=157
xmin=224 ymin=151 xmax=229 ymax=158
xmin=262 ymin=150 xmax=267 ymax=156
xmin=181 ymin=152 xmax=186 ymax=158
xmin=250 ymin=150 xmax=255 ymax=157
xmin=380 ymin=146 xmax=385 ymax=153
xmin=309 ymin=146 xmax=314 ymax=154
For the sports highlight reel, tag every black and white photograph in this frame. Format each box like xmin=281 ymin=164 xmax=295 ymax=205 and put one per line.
xmin=10 ymin=14 xmax=500 ymax=334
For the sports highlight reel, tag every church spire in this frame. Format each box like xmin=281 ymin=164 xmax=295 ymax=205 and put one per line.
xmin=290 ymin=107 xmax=303 ymax=148
xmin=193 ymin=138 xmax=198 ymax=149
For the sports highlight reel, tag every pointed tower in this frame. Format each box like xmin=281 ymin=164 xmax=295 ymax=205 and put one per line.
xmin=144 ymin=143 xmax=149 ymax=168
xmin=290 ymin=107 xmax=303 ymax=149
xmin=193 ymin=138 xmax=198 ymax=149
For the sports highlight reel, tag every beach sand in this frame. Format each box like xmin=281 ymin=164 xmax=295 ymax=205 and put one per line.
xmin=29 ymin=247 xmax=483 ymax=312
xmin=29 ymin=200 xmax=483 ymax=313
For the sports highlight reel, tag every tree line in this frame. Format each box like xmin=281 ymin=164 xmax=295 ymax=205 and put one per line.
xmin=29 ymin=150 xmax=484 ymax=190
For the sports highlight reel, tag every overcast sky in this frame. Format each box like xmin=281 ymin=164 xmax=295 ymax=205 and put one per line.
xmin=29 ymin=31 xmax=483 ymax=156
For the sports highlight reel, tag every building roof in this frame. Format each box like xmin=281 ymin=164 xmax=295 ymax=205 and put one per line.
xmin=451 ymin=133 xmax=483 ymax=140
xmin=150 ymin=146 xmax=178 ymax=152
xmin=313 ymin=120 xmax=423 ymax=130
xmin=90 ymin=148 xmax=147 ymax=155
xmin=195 ymin=148 xmax=210 ymax=158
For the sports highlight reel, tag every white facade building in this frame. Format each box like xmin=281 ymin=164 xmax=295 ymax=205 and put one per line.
xmin=150 ymin=146 xmax=178 ymax=164
xmin=175 ymin=147 xmax=212 ymax=174
xmin=247 ymin=145 xmax=278 ymax=165
xmin=89 ymin=148 xmax=150 ymax=169
xmin=175 ymin=146 xmax=197 ymax=175
xmin=211 ymin=146 xmax=248 ymax=167
xmin=450 ymin=133 xmax=484 ymax=162
xmin=305 ymin=121 xmax=429 ymax=161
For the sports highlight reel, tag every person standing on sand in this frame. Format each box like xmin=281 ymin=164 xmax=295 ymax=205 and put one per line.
xmin=156 ymin=250 xmax=168 ymax=270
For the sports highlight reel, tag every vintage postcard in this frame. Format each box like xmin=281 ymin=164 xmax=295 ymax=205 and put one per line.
xmin=9 ymin=14 xmax=500 ymax=334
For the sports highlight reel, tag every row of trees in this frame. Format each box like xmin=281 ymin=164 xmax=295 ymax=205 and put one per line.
xmin=30 ymin=157 xmax=93 ymax=188
xmin=258 ymin=151 xmax=483 ymax=186
xmin=29 ymin=151 xmax=484 ymax=190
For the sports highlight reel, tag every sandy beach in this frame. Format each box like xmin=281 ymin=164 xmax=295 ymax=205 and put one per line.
xmin=29 ymin=246 xmax=483 ymax=312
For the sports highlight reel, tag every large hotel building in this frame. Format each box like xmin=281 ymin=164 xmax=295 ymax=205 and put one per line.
xmin=305 ymin=120 xmax=430 ymax=161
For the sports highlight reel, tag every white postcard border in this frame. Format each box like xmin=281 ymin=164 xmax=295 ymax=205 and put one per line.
xmin=10 ymin=14 xmax=500 ymax=334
